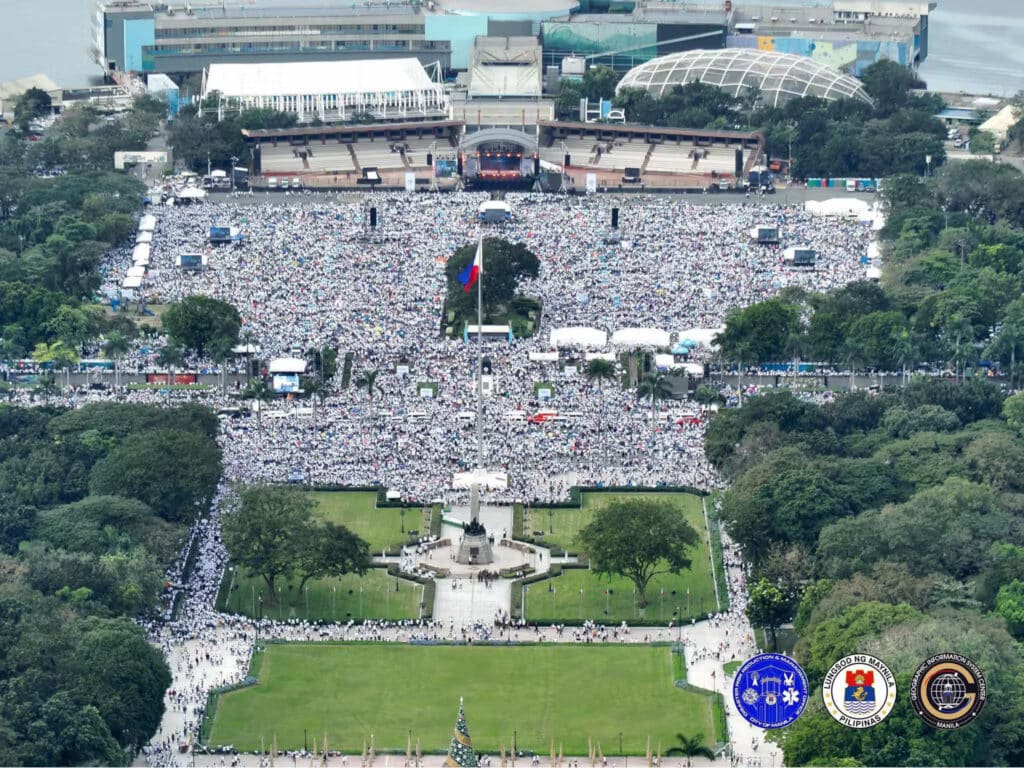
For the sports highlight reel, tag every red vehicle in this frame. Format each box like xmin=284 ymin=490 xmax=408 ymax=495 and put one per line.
xmin=676 ymin=416 xmax=702 ymax=426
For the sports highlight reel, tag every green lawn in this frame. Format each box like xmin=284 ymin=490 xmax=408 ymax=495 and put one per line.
xmin=310 ymin=491 xmax=427 ymax=553
xmin=517 ymin=493 xmax=718 ymax=622
xmin=208 ymin=644 xmax=721 ymax=754
xmin=523 ymin=492 xmax=704 ymax=553
xmin=219 ymin=568 xmax=426 ymax=622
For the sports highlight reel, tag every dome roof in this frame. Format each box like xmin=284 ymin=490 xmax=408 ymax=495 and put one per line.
xmin=616 ymin=49 xmax=872 ymax=108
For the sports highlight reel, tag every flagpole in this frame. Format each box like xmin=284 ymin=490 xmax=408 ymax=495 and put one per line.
xmin=473 ymin=233 xmax=484 ymax=522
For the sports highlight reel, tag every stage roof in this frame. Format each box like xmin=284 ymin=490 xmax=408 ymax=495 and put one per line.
xmin=468 ymin=37 xmax=542 ymax=99
xmin=205 ymin=59 xmax=437 ymax=99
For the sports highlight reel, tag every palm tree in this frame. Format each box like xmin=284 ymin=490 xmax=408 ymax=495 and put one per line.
xmin=302 ymin=375 xmax=325 ymax=436
xmin=665 ymin=733 xmax=715 ymax=766
xmin=156 ymin=343 xmax=184 ymax=403
xmin=356 ymin=369 xmax=383 ymax=419
xmin=242 ymin=379 xmax=275 ymax=430
xmin=585 ymin=358 xmax=617 ymax=466
xmin=103 ymin=331 xmax=131 ymax=391
xmin=636 ymin=370 xmax=674 ymax=439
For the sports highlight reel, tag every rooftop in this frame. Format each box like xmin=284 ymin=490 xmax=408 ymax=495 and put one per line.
xmin=204 ymin=58 xmax=438 ymax=97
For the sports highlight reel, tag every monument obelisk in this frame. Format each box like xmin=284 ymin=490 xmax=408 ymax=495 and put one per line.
xmin=457 ymin=234 xmax=494 ymax=565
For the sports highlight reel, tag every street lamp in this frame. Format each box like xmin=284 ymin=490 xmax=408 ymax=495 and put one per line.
xmin=230 ymin=155 xmax=238 ymax=192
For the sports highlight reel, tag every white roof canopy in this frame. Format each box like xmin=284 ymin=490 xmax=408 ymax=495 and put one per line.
xmin=136 ymin=231 xmax=152 ymax=244
xmin=550 ymin=326 xmax=608 ymax=349
xmin=121 ymin=275 xmax=142 ymax=289
xmin=205 ymin=59 xmax=436 ymax=99
xmin=611 ymin=328 xmax=670 ymax=348
xmin=805 ymin=198 xmax=870 ymax=218
xmin=126 ymin=265 xmax=146 ymax=278
xmin=138 ymin=215 xmax=156 ymax=232
xmin=677 ymin=327 xmax=724 ymax=348
xmin=452 ymin=469 xmax=509 ymax=490
xmin=268 ymin=357 xmax=307 ymax=374
xmin=132 ymin=243 xmax=151 ymax=261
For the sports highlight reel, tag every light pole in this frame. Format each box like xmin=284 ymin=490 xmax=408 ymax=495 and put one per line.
xmin=925 ymin=154 xmax=932 ymax=178
xmin=230 ymin=155 xmax=238 ymax=192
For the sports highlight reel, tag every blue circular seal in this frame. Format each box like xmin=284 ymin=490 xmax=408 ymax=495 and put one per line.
xmin=732 ymin=653 xmax=809 ymax=729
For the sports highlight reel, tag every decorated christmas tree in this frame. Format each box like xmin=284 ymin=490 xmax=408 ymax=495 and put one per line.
xmin=444 ymin=698 xmax=479 ymax=768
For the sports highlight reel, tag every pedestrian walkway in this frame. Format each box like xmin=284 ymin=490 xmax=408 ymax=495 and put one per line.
xmin=431 ymin=576 xmax=512 ymax=624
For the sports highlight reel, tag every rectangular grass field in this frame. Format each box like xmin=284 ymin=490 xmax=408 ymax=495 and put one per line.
xmin=309 ymin=491 xmax=428 ymax=553
xmin=208 ymin=644 xmax=720 ymax=755
xmin=518 ymin=493 xmax=719 ymax=621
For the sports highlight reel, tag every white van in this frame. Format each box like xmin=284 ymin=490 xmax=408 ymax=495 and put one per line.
xmin=267 ymin=177 xmax=278 ymax=188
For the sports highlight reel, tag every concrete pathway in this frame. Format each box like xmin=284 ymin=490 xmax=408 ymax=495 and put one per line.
xmin=431 ymin=576 xmax=512 ymax=625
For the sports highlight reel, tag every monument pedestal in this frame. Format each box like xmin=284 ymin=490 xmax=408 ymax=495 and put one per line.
xmin=456 ymin=521 xmax=494 ymax=565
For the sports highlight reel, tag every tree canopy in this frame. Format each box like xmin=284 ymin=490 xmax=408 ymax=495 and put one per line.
xmin=577 ymin=497 xmax=700 ymax=606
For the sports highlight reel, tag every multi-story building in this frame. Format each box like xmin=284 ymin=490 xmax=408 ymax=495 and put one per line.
xmin=93 ymin=0 xmax=935 ymax=81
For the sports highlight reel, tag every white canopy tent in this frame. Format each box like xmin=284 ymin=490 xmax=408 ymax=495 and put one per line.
xmin=126 ymin=265 xmax=146 ymax=278
xmin=452 ymin=469 xmax=509 ymax=490
xmin=611 ymin=328 xmax=670 ymax=348
xmin=132 ymin=243 xmax=151 ymax=262
xmin=866 ymin=266 xmax=882 ymax=281
xmin=268 ymin=357 xmax=307 ymax=374
xmin=528 ymin=351 xmax=559 ymax=362
xmin=121 ymin=275 xmax=142 ymax=289
xmin=138 ymin=214 xmax=156 ymax=232
xmin=867 ymin=241 xmax=881 ymax=261
xmin=175 ymin=187 xmax=207 ymax=201
xmin=655 ymin=353 xmax=683 ymax=370
xmin=132 ymin=254 xmax=150 ymax=267
xmin=232 ymin=343 xmax=261 ymax=355
xmin=550 ymin=326 xmax=608 ymax=349
xmin=677 ymin=327 xmax=724 ymax=348
xmin=135 ymin=231 xmax=153 ymax=244
xmin=585 ymin=351 xmax=616 ymax=361
xmin=805 ymin=198 xmax=870 ymax=218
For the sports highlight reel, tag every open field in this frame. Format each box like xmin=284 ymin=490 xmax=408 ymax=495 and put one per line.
xmin=208 ymin=644 xmax=721 ymax=754
xmin=309 ymin=491 xmax=428 ymax=553
xmin=516 ymin=493 xmax=720 ymax=621
xmin=218 ymin=567 xmax=425 ymax=622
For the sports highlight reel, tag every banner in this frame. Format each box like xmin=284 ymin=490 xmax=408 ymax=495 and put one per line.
xmin=405 ymin=172 xmax=416 ymax=192
xmin=585 ymin=173 xmax=598 ymax=194
xmin=146 ymin=373 xmax=197 ymax=385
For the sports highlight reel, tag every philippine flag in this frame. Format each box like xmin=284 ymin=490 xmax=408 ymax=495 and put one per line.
xmin=458 ymin=240 xmax=482 ymax=293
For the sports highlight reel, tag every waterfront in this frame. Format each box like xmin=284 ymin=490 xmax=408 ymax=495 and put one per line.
xmin=0 ymin=0 xmax=1020 ymax=95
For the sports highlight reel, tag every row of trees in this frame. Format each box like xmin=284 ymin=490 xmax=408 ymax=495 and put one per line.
xmin=0 ymin=403 xmax=222 ymax=763
xmin=707 ymin=384 xmax=1024 ymax=765
xmin=555 ymin=60 xmax=949 ymax=179
xmin=712 ymin=162 xmax=1024 ymax=380
xmin=220 ymin=485 xmax=371 ymax=602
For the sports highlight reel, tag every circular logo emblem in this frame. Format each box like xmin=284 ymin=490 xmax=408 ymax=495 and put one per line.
xmin=822 ymin=654 xmax=897 ymax=728
xmin=732 ymin=653 xmax=809 ymax=729
xmin=910 ymin=653 xmax=987 ymax=729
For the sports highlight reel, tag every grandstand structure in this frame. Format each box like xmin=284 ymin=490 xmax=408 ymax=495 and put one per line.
xmin=538 ymin=121 xmax=764 ymax=191
xmin=244 ymin=121 xmax=463 ymax=188
xmin=467 ymin=37 xmax=543 ymax=99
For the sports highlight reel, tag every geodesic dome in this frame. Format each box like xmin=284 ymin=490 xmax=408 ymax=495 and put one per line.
xmin=616 ymin=49 xmax=872 ymax=108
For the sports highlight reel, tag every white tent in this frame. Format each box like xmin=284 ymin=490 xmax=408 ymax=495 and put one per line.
xmin=132 ymin=254 xmax=150 ymax=267
xmin=232 ymin=343 xmax=261 ymax=355
xmin=176 ymin=187 xmax=207 ymax=201
xmin=677 ymin=327 xmax=724 ymax=348
xmin=135 ymin=230 xmax=153 ymax=244
xmin=452 ymin=469 xmax=509 ymax=490
xmin=866 ymin=266 xmax=882 ymax=281
xmin=655 ymin=353 xmax=683 ymax=370
xmin=611 ymin=328 xmax=670 ymax=348
xmin=867 ymin=241 xmax=881 ymax=261
xmin=268 ymin=357 xmax=307 ymax=374
xmin=528 ymin=351 xmax=559 ymax=362
xmin=132 ymin=243 xmax=151 ymax=262
xmin=550 ymin=326 xmax=607 ymax=349
xmin=138 ymin=214 xmax=156 ymax=232
xmin=805 ymin=198 xmax=870 ymax=218
xmin=681 ymin=362 xmax=704 ymax=377
xmin=121 ymin=275 xmax=142 ymax=289
xmin=585 ymin=351 xmax=616 ymax=361
xmin=126 ymin=265 xmax=146 ymax=278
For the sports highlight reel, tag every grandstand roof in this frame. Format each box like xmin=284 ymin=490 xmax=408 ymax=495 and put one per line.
xmin=468 ymin=37 xmax=542 ymax=99
xmin=204 ymin=59 xmax=436 ymax=98
xmin=617 ymin=49 xmax=872 ymax=108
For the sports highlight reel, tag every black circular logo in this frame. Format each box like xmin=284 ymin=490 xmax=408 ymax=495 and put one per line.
xmin=910 ymin=653 xmax=987 ymax=729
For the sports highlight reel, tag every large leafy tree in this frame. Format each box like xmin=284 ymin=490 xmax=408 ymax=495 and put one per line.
xmin=745 ymin=577 xmax=791 ymax=652
xmin=578 ymin=498 xmax=699 ymax=606
xmin=89 ymin=429 xmax=222 ymax=524
xmin=162 ymin=295 xmax=241 ymax=358
xmin=221 ymin=485 xmax=313 ymax=600
xmin=445 ymin=238 xmax=540 ymax=318
xmin=295 ymin=521 xmax=371 ymax=593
